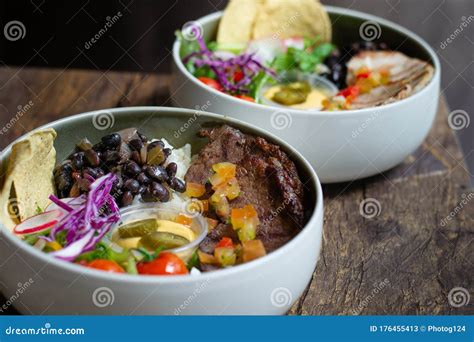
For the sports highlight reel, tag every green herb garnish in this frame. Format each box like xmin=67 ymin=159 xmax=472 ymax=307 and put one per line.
xmin=273 ymin=38 xmax=335 ymax=73
xmin=186 ymin=250 xmax=200 ymax=270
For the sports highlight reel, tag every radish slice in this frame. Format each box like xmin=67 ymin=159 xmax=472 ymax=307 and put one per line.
xmin=50 ymin=230 xmax=95 ymax=261
xmin=13 ymin=209 xmax=64 ymax=235
xmin=283 ymin=37 xmax=305 ymax=50
xmin=247 ymin=38 xmax=285 ymax=64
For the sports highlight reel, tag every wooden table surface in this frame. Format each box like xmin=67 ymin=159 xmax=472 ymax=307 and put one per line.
xmin=0 ymin=67 xmax=472 ymax=315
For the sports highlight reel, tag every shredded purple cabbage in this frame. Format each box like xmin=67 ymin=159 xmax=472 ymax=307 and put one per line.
xmin=183 ymin=24 xmax=275 ymax=94
xmin=47 ymin=173 xmax=120 ymax=261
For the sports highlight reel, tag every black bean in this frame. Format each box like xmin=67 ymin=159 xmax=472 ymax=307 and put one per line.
xmin=111 ymin=173 xmax=124 ymax=193
xmin=71 ymin=152 xmax=85 ymax=170
xmin=124 ymin=161 xmax=141 ymax=176
xmin=77 ymin=178 xmax=91 ymax=192
xmin=138 ymin=185 xmax=147 ymax=194
xmin=69 ymin=183 xmax=80 ymax=197
xmin=128 ymin=138 xmax=144 ymax=151
xmin=146 ymin=145 xmax=165 ymax=165
xmin=169 ymin=177 xmax=185 ymax=193
xmin=76 ymin=138 xmax=93 ymax=151
xmin=118 ymin=142 xmax=132 ymax=162
xmin=96 ymin=168 xmax=105 ymax=178
xmin=147 ymin=140 xmax=165 ymax=151
xmin=55 ymin=161 xmax=73 ymax=176
xmin=124 ymin=179 xmax=140 ymax=194
xmin=82 ymin=167 xmax=99 ymax=179
xmin=136 ymin=172 xmax=151 ymax=185
xmin=141 ymin=188 xmax=157 ymax=202
xmin=84 ymin=149 xmax=100 ymax=167
xmin=101 ymin=133 xmax=121 ymax=148
xmin=166 ymin=162 xmax=177 ymax=178
xmin=121 ymin=191 xmax=134 ymax=207
xmin=55 ymin=172 xmax=73 ymax=197
xmin=163 ymin=148 xmax=171 ymax=158
xmin=130 ymin=150 xmax=141 ymax=164
xmin=92 ymin=142 xmax=106 ymax=152
xmin=145 ymin=165 xmax=169 ymax=182
xmin=150 ymin=182 xmax=170 ymax=202
xmin=102 ymin=150 xmax=120 ymax=164
xmin=137 ymin=132 xmax=148 ymax=143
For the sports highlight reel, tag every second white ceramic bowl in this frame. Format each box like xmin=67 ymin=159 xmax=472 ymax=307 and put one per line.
xmin=171 ymin=7 xmax=441 ymax=183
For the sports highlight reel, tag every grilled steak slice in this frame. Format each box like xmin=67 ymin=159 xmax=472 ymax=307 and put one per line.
xmin=185 ymin=125 xmax=306 ymax=254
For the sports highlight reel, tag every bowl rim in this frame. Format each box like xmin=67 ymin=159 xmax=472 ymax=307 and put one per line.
xmin=171 ymin=6 xmax=441 ymax=117
xmin=0 ymin=106 xmax=324 ymax=284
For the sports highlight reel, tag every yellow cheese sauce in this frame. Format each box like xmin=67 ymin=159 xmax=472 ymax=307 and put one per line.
xmin=112 ymin=219 xmax=196 ymax=250
xmin=264 ymin=85 xmax=328 ymax=110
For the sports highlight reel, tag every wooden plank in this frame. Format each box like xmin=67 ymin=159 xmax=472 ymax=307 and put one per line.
xmin=290 ymin=98 xmax=473 ymax=315
xmin=0 ymin=67 xmax=471 ymax=315
xmin=0 ymin=67 xmax=168 ymax=149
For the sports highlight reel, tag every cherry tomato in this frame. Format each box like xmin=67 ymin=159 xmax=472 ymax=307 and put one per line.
xmin=198 ymin=77 xmax=222 ymax=91
xmin=216 ymin=237 xmax=234 ymax=249
xmin=234 ymin=94 xmax=255 ymax=102
xmin=88 ymin=259 xmax=125 ymax=273
xmin=137 ymin=252 xmax=189 ymax=276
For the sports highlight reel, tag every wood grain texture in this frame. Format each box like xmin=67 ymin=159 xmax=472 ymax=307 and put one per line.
xmin=0 ymin=67 xmax=472 ymax=315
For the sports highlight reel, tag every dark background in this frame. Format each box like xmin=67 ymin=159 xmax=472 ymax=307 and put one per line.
xmin=0 ymin=0 xmax=473 ymax=180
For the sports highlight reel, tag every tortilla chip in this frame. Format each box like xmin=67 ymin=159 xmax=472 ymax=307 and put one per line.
xmin=217 ymin=0 xmax=264 ymax=44
xmin=252 ymin=0 xmax=332 ymax=42
xmin=0 ymin=128 xmax=57 ymax=231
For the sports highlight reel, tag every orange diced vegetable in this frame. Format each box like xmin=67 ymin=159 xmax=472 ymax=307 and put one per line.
xmin=231 ymin=204 xmax=260 ymax=242
xmin=242 ymin=240 xmax=266 ymax=263
xmin=176 ymin=214 xmax=193 ymax=226
xmin=224 ymin=177 xmax=240 ymax=200
xmin=198 ymin=250 xmax=218 ymax=264
xmin=186 ymin=182 xmax=206 ymax=198
xmin=210 ymin=162 xmax=236 ymax=187
xmin=230 ymin=205 xmax=259 ymax=230
xmin=216 ymin=237 xmax=234 ymax=249
xmin=210 ymin=192 xmax=230 ymax=219
xmin=212 ymin=162 xmax=236 ymax=177
xmin=213 ymin=177 xmax=240 ymax=200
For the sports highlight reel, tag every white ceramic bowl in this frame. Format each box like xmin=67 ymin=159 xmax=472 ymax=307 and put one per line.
xmin=171 ymin=7 xmax=441 ymax=183
xmin=0 ymin=107 xmax=323 ymax=315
